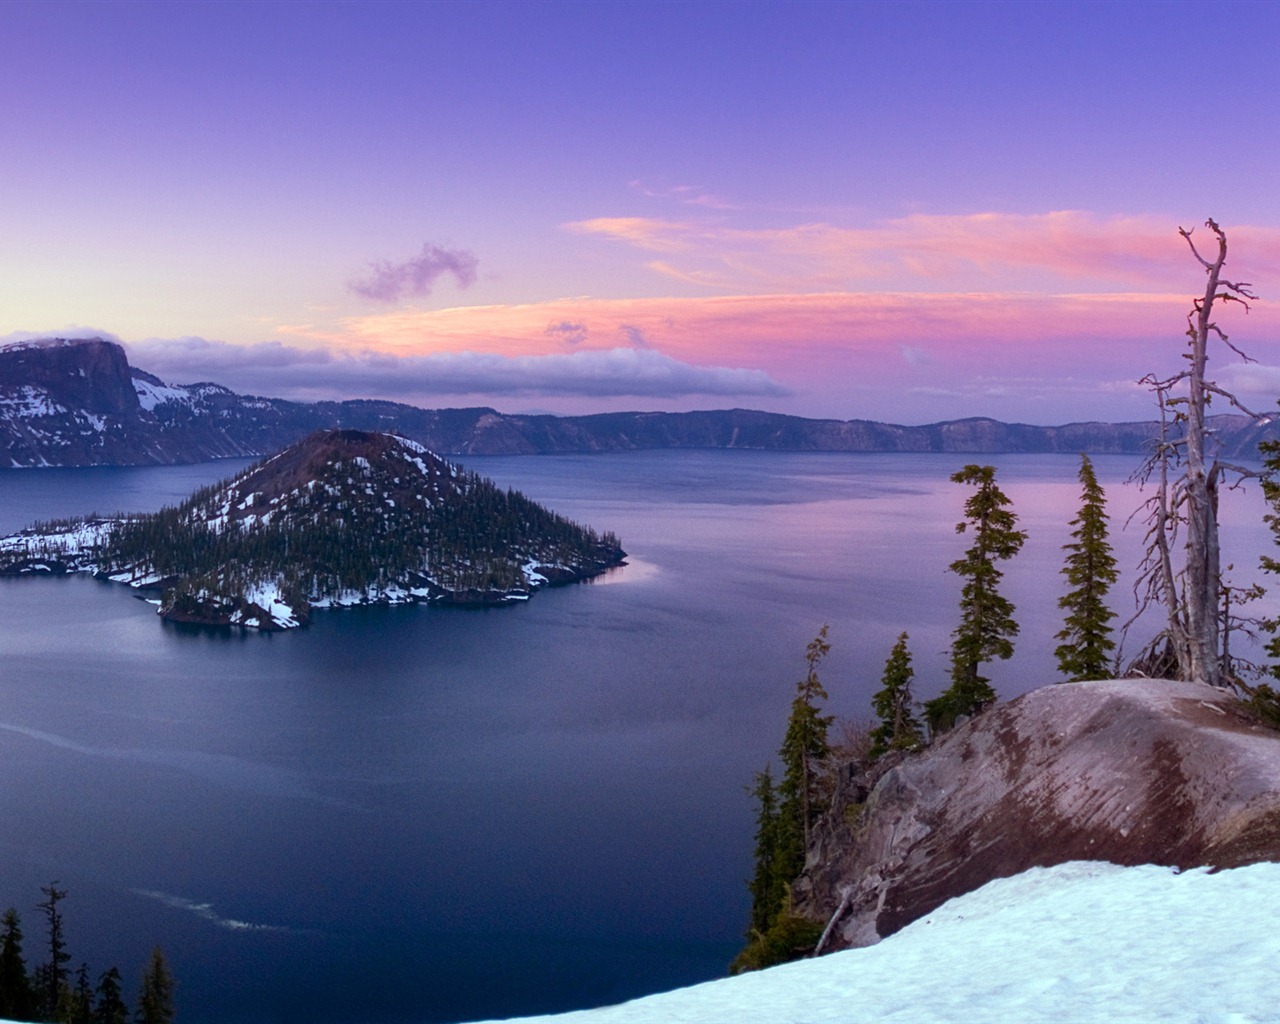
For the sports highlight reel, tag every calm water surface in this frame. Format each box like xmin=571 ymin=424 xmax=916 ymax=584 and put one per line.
xmin=0 ymin=451 xmax=1273 ymax=1023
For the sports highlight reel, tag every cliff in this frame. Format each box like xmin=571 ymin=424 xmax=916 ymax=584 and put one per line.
xmin=4 ymin=338 xmax=1278 ymax=467
xmin=798 ymin=679 xmax=1280 ymax=950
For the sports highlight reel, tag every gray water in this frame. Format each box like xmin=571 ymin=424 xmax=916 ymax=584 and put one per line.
xmin=0 ymin=451 xmax=1273 ymax=1023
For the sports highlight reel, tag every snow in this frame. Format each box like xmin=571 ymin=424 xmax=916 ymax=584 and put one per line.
xmin=391 ymin=433 xmax=436 ymax=458
xmin=241 ymin=580 xmax=300 ymax=629
xmin=468 ymin=861 xmax=1280 ymax=1024
xmin=0 ymin=384 xmax=66 ymax=417
xmin=132 ymin=376 xmax=191 ymax=411
xmin=0 ymin=518 xmax=114 ymax=560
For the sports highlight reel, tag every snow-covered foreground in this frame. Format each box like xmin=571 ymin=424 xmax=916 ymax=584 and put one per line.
xmin=471 ymin=861 xmax=1279 ymax=1024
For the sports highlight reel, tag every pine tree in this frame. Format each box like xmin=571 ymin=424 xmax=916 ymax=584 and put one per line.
xmin=1055 ymin=454 xmax=1119 ymax=681
xmin=135 ymin=948 xmax=174 ymax=1024
xmin=736 ymin=631 xmax=835 ymax=978
xmin=0 ymin=907 xmax=34 ymax=1021
xmin=64 ymin=963 xmax=94 ymax=1024
xmin=37 ymin=882 xmax=70 ymax=1020
xmin=870 ymin=633 xmax=923 ymax=758
xmin=776 ymin=625 xmax=834 ymax=883
xmin=926 ymin=466 xmax=1027 ymax=733
xmin=744 ymin=765 xmax=783 ymax=937
xmin=94 ymin=967 xmax=128 ymax=1024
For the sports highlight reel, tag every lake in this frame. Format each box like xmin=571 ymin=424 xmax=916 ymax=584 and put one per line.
xmin=0 ymin=450 xmax=1275 ymax=1023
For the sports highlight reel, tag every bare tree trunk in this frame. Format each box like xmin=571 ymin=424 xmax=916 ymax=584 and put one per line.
xmin=1174 ymin=220 xmax=1256 ymax=686
xmin=1130 ymin=221 xmax=1259 ymax=687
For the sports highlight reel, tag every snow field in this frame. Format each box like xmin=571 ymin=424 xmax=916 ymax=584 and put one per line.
xmin=472 ymin=861 xmax=1280 ymax=1024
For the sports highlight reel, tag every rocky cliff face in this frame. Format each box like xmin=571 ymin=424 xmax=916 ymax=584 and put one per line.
xmin=799 ymin=679 xmax=1280 ymax=950
xmin=3 ymin=337 xmax=1277 ymax=467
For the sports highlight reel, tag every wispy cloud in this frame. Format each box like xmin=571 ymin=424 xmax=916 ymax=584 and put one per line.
xmin=618 ymin=323 xmax=651 ymax=349
xmin=629 ymin=179 xmax=737 ymax=210
xmin=544 ymin=319 xmax=588 ymax=347
xmin=349 ymin=242 xmax=479 ymax=303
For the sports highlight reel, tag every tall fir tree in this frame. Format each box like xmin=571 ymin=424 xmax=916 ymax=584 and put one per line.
xmin=1251 ymin=440 xmax=1280 ymax=722
xmin=94 ymin=967 xmax=129 ymax=1024
xmin=135 ymin=948 xmax=174 ymax=1024
xmin=776 ymin=625 xmax=834 ymax=885
xmin=0 ymin=907 xmax=34 ymax=1022
xmin=1055 ymin=454 xmax=1119 ymax=681
xmin=65 ymin=962 xmax=95 ymax=1024
xmin=926 ymin=465 xmax=1027 ymax=733
xmin=870 ymin=632 xmax=923 ymax=758
xmin=744 ymin=765 xmax=783 ymax=937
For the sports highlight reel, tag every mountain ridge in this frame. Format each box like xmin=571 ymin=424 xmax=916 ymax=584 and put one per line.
xmin=3 ymin=337 xmax=1277 ymax=466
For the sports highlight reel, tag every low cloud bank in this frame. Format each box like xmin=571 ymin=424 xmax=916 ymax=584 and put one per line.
xmin=124 ymin=337 xmax=789 ymax=402
xmin=1 ymin=326 xmax=123 ymax=346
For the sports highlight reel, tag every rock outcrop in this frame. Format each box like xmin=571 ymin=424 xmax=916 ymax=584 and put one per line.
xmin=799 ymin=679 xmax=1280 ymax=950
xmin=4 ymin=338 xmax=1279 ymax=467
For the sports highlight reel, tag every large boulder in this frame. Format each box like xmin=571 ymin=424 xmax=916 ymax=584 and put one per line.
xmin=800 ymin=678 xmax=1280 ymax=950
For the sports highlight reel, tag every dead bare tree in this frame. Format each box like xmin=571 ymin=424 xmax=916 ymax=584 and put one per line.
xmin=1128 ymin=219 xmax=1264 ymax=688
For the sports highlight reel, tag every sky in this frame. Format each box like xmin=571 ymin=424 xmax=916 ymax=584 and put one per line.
xmin=6 ymin=0 xmax=1280 ymax=425
xmin=474 ymin=860 xmax=1279 ymax=1023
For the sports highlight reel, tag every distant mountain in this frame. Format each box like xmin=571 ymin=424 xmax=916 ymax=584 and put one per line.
xmin=2 ymin=336 xmax=1277 ymax=466
xmin=0 ymin=429 xmax=625 ymax=629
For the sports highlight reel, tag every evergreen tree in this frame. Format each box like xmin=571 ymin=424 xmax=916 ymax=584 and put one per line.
xmin=135 ymin=948 xmax=174 ymax=1024
xmin=93 ymin=968 xmax=128 ymax=1024
xmin=0 ymin=907 xmax=34 ymax=1021
xmin=37 ymin=882 xmax=70 ymax=1021
xmin=744 ymin=765 xmax=783 ymax=937
xmin=926 ymin=465 xmax=1026 ymax=733
xmin=870 ymin=633 xmax=923 ymax=758
xmin=1055 ymin=454 xmax=1119 ymax=681
xmin=63 ymin=963 xmax=94 ymax=1024
xmin=776 ymin=625 xmax=834 ymax=884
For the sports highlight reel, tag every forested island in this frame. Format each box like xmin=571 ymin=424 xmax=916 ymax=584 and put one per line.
xmin=0 ymin=429 xmax=625 ymax=630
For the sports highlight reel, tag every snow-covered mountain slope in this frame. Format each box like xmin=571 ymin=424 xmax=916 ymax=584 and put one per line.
xmin=0 ymin=429 xmax=625 ymax=629
xmin=471 ymin=860 xmax=1280 ymax=1024
xmin=0 ymin=338 xmax=265 ymax=466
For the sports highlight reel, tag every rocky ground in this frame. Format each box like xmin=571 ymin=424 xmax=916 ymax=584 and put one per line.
xmin=799 ymin=678 xmax=1280 ymax=949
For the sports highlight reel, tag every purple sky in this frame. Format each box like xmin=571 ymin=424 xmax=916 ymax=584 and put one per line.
xmin=5 ymin=0 xmax=1280 ymax=424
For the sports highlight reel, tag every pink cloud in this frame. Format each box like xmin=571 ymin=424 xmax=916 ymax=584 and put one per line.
xmin=566 ymin=212 xmax=1280 ymax=294
xmin=317 ymin=289 xmax=1246 ymax=363
xmin=277 ymin=289 xmax=1277 ymax=424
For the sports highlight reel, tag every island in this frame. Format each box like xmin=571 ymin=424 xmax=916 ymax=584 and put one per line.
xmin=0 ymin=429 xmax=626 ymax=630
